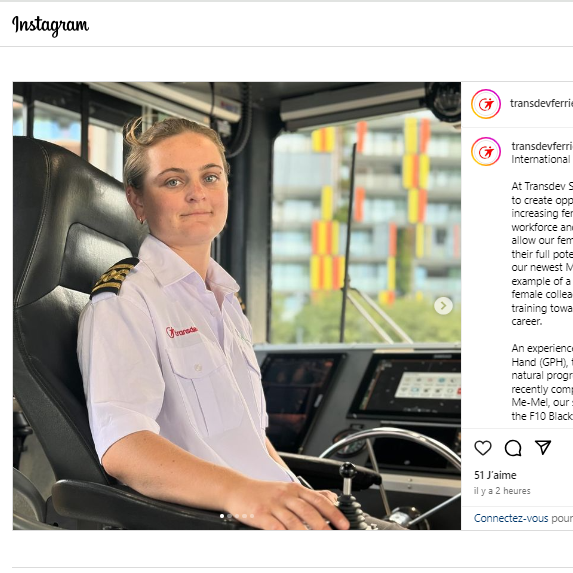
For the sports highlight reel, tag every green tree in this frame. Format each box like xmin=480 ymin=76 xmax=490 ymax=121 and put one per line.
xmin=270 ymin=293 xmax=297 ymax=343
xmin=333 ymin=203 xmax=349 ymax=224
xmin=396 ymin=227 xmax=413 ymax=296
xmin=272 ymin=290 xmax=460 ymax=344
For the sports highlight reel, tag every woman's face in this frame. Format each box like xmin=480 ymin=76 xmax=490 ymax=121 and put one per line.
xmin=129 ymin=131 xmax=228 ymax=251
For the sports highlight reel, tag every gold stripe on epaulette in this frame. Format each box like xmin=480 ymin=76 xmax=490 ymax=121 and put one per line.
xmin=95 ymin=267 xmax=133 ymax=285
xmin=92 ymin=265 xmax=135 ymax=290
xmin=107 ymin=263 xmax=136 ymax=272
xmin=90 ymin=258 xmax=138 ymax=299
xmin=91 ymin=281 xmax=123 ymax=293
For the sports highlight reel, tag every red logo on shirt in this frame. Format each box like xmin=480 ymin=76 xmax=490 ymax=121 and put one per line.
xmin=166 ymin=326 xmax=198 ymax=338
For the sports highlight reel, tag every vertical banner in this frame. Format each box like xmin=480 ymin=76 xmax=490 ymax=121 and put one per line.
xmin=321 ymin=185 xmax=333 ymax=220
xmin=402 ymin=116 xmax=432 ymax=306
xmin=387 ymin=256 xmax=396 ymax=291
xmin=408 ymin=189 xmax=419 ymax=224
xmin=312 ymin=127 xmax=335 ymax=153
xmin=309 ymin=133 xmax=347 ymax=293
xmin=354 ymin=187 xmax=365 ymax=222
xmin=356 ymin=121 xmax=368 ymax=153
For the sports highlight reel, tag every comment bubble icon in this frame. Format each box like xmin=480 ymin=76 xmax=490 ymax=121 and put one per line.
xmin=505 ymin=439 xmax=522 ymax=457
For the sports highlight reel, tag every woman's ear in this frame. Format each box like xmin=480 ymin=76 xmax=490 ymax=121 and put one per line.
xmin=126 ymin=186 xmax=144 ymax=220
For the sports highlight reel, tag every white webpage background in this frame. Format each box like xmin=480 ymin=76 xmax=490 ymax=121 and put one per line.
xmin=3 ymin=1 xmax=573 ymax=571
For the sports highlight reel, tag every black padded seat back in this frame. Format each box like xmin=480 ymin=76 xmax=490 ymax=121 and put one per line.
xmin=13 ymin=137 xmax=148 ymax=483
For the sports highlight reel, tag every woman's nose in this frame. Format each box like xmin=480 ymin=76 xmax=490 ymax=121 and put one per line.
xmin=186 ymin=178 xmax=206 ymax=201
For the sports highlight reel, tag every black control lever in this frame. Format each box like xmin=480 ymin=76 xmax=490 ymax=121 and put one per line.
xmin=336 ymin=462 xmax=370 ymax=530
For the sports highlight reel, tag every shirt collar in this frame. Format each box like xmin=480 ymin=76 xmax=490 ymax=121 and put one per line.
xmin=137 ymin=235 xmax=240 ymax=295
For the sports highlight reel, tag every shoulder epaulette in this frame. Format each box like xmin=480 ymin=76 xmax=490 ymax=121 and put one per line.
xmin=90 ymin=257 xmax=139 ymax=299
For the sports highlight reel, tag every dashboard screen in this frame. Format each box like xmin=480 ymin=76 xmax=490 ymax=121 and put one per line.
xmin=348 ymin=352 xmax=461 ymax=423
xmin=261 ymin=353 xmax=343 ymax=453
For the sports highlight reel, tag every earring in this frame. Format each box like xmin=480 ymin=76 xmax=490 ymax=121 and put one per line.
xmin=139 ymin=217 xmax=144 ymax=225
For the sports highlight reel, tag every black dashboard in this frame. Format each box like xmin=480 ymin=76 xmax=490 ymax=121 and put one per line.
xmin=255 ymin=343 xmax=462 ymax=529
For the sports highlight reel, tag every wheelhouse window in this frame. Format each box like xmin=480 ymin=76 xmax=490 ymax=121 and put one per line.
xmin=271 ymin=110 xmax=461 ymax=344
xmin=33 ymin=101 xmax=81 ymax=156
xmin=13 ymin=83 xmax=142 ymax=180
xmin=13 ymin=99 xmax=24 ymax=136
xmin=88 ymin=120 xmax=124 ymax=181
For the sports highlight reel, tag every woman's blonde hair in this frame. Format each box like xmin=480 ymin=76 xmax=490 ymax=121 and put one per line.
xmin=123 ymin=116 xmax=230 ymax=194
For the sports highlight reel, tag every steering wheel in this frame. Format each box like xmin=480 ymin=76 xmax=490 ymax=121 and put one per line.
xmin=319 ymin=427 xmax=461 ymax=529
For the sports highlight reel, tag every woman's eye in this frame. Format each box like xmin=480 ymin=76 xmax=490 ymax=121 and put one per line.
xmin=166 ymin=179 xmax=180 ymax=188
xmin=205 ymin=174 xmax=219 ymax=183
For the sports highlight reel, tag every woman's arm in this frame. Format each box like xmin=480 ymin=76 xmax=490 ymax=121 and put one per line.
xmin=264 ymin=436 xmax=291 ymax=470
xmin=264 ymin=436 xmax=339 ymax=505
xmin=103 ymin=430 xmax=348 ymax=530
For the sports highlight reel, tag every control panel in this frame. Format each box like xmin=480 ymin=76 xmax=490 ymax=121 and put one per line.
xmin=255 ymin=343 xmax=462 ymax=529
xmin=255 ymin=344 xmax=461 ymax=475
xmin=349 ymin=351 xmax=461 ymax=424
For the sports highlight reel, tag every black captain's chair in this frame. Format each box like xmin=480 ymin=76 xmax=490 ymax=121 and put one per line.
xmin=13 ymin=137 xmax=381 ymax=530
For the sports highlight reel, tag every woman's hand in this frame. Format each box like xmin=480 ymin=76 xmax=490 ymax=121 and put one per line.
xmin=316 ymin=489 xmax=339 ymax=505
xmin=225 ymin=478 xmax=349 ymax=531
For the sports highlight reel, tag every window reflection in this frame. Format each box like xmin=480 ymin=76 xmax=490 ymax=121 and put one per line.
xmin=27 ymin=102 xmax=123 ymax=180
xmin=13 ymin=101 xmax=24 ymax=136
xmin=88 ymin=122 xmax=123 ymax=180
xmin=33 ymin=101 xmax=81 ymax=156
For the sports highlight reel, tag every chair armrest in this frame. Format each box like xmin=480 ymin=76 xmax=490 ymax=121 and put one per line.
xmin=52 ymin=480 xmax=255 ymax=530
xmin=279 ymin=453 xmax=381 ymax=491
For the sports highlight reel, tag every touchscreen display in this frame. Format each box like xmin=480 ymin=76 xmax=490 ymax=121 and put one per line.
xmin=261 ymin=353 xmax=343 ymax=453
xmin=349 ymin=352 xmax=461 ymax=422
xmin=395 ymin=372 xmax=461 ymax=400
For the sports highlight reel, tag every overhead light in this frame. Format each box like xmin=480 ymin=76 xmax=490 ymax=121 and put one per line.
xmin=280 ymin=83 xmax=426 ymax=130
xmin=129 ymin=83 xmax=241 ymax=123
xmin=88 ymin=82 xmax=240 ymax=124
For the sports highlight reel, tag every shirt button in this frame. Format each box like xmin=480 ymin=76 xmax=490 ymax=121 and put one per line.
xmin=194 ymin=363 xmax=202 ymax=372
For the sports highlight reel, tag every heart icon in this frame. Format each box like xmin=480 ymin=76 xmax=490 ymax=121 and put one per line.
xmin=474 ymin=440 xmax=492 ymax=456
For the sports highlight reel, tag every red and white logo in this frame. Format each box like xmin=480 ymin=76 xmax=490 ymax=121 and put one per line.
xmin=471 ymin=137 xmax=501 ymax=166
xmin=471 ymin=89 xmax=501 ymax=119
xmin=166 ymin=326 xmax=198 ymax=338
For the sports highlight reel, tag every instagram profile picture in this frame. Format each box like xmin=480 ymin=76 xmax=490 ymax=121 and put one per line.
xmin=471 ymin=137 xmax=501 ymax=166
xmin=471 ymin=89 xmax=501 ymax=119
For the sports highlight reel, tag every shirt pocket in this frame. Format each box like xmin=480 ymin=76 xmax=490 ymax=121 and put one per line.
xmin=238 ymin=340 xmax=268 ymax=431
xmin=167 ymin=337 xmax=244 ymax=438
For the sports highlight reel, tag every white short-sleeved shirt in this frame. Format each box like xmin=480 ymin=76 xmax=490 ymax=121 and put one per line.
xmin=78 ymin=234 xmax=297 ymax=483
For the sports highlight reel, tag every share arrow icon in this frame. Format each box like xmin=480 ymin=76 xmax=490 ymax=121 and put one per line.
xmin=535 ymin=440 xmax=551 ymax=455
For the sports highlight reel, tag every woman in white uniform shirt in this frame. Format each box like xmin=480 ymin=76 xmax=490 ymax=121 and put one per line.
xmin=78 ymin=117 xmax=349 ymax=531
